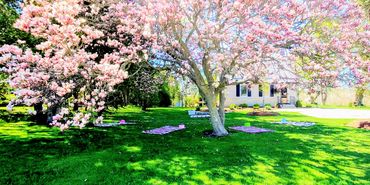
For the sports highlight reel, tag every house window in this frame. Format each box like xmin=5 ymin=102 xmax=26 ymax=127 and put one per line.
xmin=240 ymin=84 xmax=247 ymax=96
xmin=270 ymin=84 xmax=274 ymax=97
xmin=240 ymin=84 xmax=252 ymax=97
xmin=259 ymin=84 xmax=263 ymax=97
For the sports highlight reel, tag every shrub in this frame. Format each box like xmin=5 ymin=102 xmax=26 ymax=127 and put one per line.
xmin=229 ymin=104 xmax=238 ymax=110
xmin=239 ymin=103 xmax=249 ymax=108
xmin=348 ymin=102 xmax=354 ymax=107
xmin=159 ymin=89 xmax=172 ymax=107
xmin=295 ymin=100 xmax=303 ymax=107
xmin=247 ymin=111 xmax=279 ymax=116
xmin=195 ymin=105 xmax=201 ymax=111
xmin=184 ymin=95 xmax=200 ymax=108
xmin=265 ymin=104 xmax=272 ymax=110
xmin=253 ymin=104 xmax=260 ymax=109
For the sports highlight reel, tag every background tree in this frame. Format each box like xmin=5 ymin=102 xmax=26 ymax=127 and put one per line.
xmin=166 ymin=76 xmax=181 ymax=107
xmin=357 ymin=0 xmax=370 ymax=14
xmin=0 ymin=0 xmax=39 ymax=105
xmin=158 ymin=80 xmax=172 ymax=107
xmin=2 ymin=0 xmax=22 ymax=9
xmin=351 ymin=0 xmax=370 ymax=106
xmin=342 ymin=44 xmax=370 ymax=106
xmin=293 ymin=21 xmax=343 ymax=105
xmin=0 ymin=73 xmax=9 ymax=104
xmin=105 ymin=63 xmax=171 ymax=110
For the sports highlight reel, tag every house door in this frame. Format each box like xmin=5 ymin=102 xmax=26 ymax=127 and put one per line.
xmin=280 ymin=88 xmax=288 ymax=104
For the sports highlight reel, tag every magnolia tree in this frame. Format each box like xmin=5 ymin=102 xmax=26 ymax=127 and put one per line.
xmin=132 ymin=68 xmax=163 ymax=110
xmin=293 ymin=6 xmax=369 ymax=105
xmin=293 ymin=22 xmax=343 ymax=105
xmin=142 ymin=0 xmax=369 ymax=136
xmin=354 ymin=46 xmax=370 ymax=106
xmin=297 ymin=61 xmax=339 ymax=105
xmin=342 ymin=42 xmax=370 ymax=106
xmin=348 ymin=0 xmax=370 ymax=106
xmin=0 ymin=0 xmax=154 ymax=130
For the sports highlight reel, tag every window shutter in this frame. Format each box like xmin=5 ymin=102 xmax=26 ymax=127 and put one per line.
xmin=259 ymin=84 xmax=263 ymax=97
xmin=236 ymin=84 xmax=240 ymax=97
xmin=270 ymin=84 xmax=274 ymax=97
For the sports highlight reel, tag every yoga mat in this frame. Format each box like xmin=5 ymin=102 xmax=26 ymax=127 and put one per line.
xmin=229 ymin=126 xmax=274 ymax=134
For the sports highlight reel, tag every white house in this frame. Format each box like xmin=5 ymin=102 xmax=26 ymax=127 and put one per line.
xmin=224 ymin=83 xmax=298 ymax=107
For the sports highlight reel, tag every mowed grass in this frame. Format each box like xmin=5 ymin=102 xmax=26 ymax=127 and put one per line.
xmin=0 ymin=107 xmax=369 ymax=185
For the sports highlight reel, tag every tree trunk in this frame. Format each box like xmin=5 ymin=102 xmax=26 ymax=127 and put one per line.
xmin=309 ymin=93 xmax=319 ymax=104
xmin=73 ymin=92 xmax=79 ymax=111
xmin=46 ymin=106 xmax=59 ymax=125
xmin=142 ymin=98 xmax=148 ymax=111
xmin=218 ymin=90 xmax=225 ymax=125
xmin=33 ymin=102 xmax=46 ymax=124
xmin=204 ymin=93 xmax=228 ymax=136
xmin=98 ymin=110 xmax=104 ymax=116
xmin=355 ymin=87 xmax=365 ymax=106
xmin=124 ymin=88 xmax=129 ymax=106
xmin=321 ymin=91 xmax=328 ymax=105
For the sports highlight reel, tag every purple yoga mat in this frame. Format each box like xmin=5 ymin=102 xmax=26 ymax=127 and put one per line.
xmin=229 ymin=126 xmax=274 ymax=134
xmin=142 ymin=125 xmax=185 ymax=135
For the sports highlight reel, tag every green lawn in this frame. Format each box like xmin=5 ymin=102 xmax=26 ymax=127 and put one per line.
xmin=0 ymin=107 xmax=369 ymax=185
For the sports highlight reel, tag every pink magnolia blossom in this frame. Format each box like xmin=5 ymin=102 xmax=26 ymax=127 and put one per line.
xmin=0 ymin=0 xmax=154 ymax=130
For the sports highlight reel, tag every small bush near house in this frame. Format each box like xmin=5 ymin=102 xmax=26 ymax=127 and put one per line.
xmin=229 ymin=104 xmax=238 ymax=110
xmin=296 ymin=100 xmax=303 ymax=107
xmin=195 ymin=105 xmax=201 ymax=111
xmin=185 ymin=95 xmax=199 ymax=108
xmin=253 ymin=104 xmax=260 ymax=109
xmin=265 ymin=104 xmax=272 ymax=110
xmin=247 ymin=111 xmax=279 ymax=116
xmin=239 ymin=103 xmax=249 ymax=108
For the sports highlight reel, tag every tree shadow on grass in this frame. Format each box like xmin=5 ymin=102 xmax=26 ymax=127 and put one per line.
xmin=0 ymin=107 xmax=369 ymax=184
xmin=0 ymin=110 xmax=32 ymax=123
xmin=227 ymin=111 xmax=370 ymax=184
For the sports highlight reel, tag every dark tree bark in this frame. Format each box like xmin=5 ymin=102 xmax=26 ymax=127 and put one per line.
xmin=33 ymin=102 xmax=47 ymax=125
xmin=73 ymin=92 xmax=79 ymax=111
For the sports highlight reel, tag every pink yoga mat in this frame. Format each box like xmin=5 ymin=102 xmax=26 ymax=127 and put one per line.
xmin=229 ymin=126 xmax=274 ymax=134
xmin=142 ymin=125 xmax=185 ymax=135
